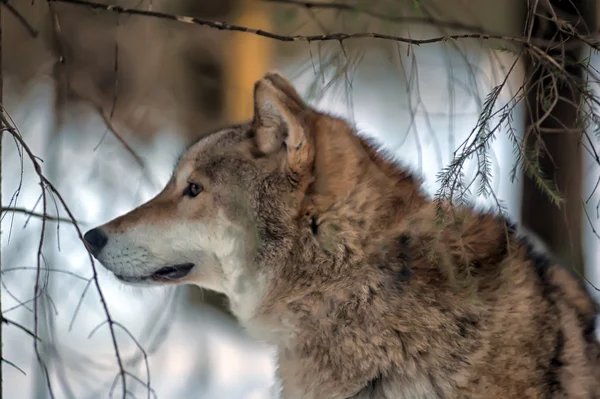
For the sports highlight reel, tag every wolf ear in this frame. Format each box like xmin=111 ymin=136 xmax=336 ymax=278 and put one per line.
xmin=252 ymin=72 xmax=314 ymax=186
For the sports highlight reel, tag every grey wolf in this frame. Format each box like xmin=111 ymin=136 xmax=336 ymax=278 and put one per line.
xmin=84 ymin=72 xmax=600 ymax=398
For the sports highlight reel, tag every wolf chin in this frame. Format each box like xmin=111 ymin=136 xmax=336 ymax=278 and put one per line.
xmin=84 ymin=72 xmax=600 ymax=399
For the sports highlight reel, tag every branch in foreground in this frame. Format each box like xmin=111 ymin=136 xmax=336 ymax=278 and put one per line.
xmin=48 ymin=0 xmax=547 ymax=47
xmin=0 ymin=110 xmax=133 ymax=398
xmin=1 ymin=0 xmax=39 ymax=38
xmin=1 ymin=207 xmax=81 ymax=224
xmin=2 ymin=316 xmax=41 ymax=341
xmin=2 ymin=358 xmax=26 ymax=375
xmin=90 ymin=102 xmax=162 ymax=190
xmin=263 ymin=0 xmax=489 ymax=34
xmin=51 ymin=0 xmax=600 ymax=92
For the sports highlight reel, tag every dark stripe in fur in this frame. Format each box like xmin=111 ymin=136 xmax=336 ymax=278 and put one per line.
xmin=546 ymin=330 xmax=565 ymax=397
xmin=347 ymin=374 xmax=384 ymax=399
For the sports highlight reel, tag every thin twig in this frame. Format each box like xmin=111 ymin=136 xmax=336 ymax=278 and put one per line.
xmin=1 ymin=316 xmax=41 ymax=341
xmin=2 ymin=358 xmax=26 ymax=375
xmin=263 ymin=0 xmax=489 ymax=34
xmin=48 ymin=1 xmax=156 ymax=189
xmin=0 ymin=110 xmax=129 ymax=398
xmin=91 ymin=103 xmax=160 ymax=189
xmin=0 ymin=0 xmax=39 ymax=37
xmin=113 ymin=321 xmax=153 ymax=399
xmin=2 ymin=266 xmax=91 ymax=282
xmin=1 ymin=207 xmax=81 ymax=224
xmin=48 ymin=0 xmax=589 ymax=49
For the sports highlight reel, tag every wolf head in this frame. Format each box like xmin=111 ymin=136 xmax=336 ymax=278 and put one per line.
xmin=84 ymin=72 xmax=336 ymax=319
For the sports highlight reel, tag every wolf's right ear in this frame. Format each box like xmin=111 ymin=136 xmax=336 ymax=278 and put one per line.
xmin=252 ymin=72 xmax=315 ymax=186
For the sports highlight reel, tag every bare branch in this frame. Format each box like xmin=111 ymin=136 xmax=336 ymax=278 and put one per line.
xmin=0 ymin=0 xmax=39 ymax=38
xmin=113 ymin=321 xmax=153 ymax=399
xmin=1 ymin=207 xmax=82 ymax=225
xmin=90 ymin=103 xmax=161 ymax=190
xmin=47 ymin=0 xmax=573 ymax=48
xmin=2 ymin=266 xmax=91 ymax=282
xmin=2 ymin=358 xmax=26 ymax=375
xmin=0 ymin=109 xmax=130 ymax=398
xmin=263 ymin=0 xmax=489 ymax=34
xmin=1 ymin=316 xmax=41 ymax=341
xmin=68 ymin=278 xmax=92 ymax=331
xmin=48 ymin=2 xmax=161 ymax=192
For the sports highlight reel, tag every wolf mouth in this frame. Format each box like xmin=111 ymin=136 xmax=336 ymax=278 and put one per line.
xmin=114 ymin=263 xmax=195 ymax=282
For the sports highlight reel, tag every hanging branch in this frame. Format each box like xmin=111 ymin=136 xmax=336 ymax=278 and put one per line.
xmin=262 ymin=0 xmax=489 ymax=34
xmin=0 ymin=0 xmax=38 ymax=37
xmin=1 ymin=207 xmax=82 ymax=224
xmin=49 ymin=0 xmax=596 ymax=49
xmin=0 ymin=111 xmax=143 ymax=398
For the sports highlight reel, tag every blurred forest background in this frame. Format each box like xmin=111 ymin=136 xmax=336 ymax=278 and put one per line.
xmin=1 ymin=0 xmax=600 ymax=398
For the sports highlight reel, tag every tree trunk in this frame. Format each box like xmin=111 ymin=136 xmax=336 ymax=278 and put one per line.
xmin=521 ymin=0 xmax=595 ymax=276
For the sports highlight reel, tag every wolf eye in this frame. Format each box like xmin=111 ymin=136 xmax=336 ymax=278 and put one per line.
xmin=184 ymin=183 xmax=203 ymax=198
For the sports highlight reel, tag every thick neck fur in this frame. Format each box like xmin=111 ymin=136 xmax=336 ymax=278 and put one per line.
xmin=256 ymin=116 xmax=426 ymax=304
xmin=245 ymin=111 xmax=599 ymax=399
xmin=253 ymin=117 xmax=436 ymax=391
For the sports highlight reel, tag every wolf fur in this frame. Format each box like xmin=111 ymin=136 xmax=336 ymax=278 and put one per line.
xmin=85 ymin=72 xmax=600 ymax=399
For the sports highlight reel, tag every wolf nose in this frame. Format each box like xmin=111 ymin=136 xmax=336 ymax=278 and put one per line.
xmin=84 ymin=228 xmax=108 ymax=256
